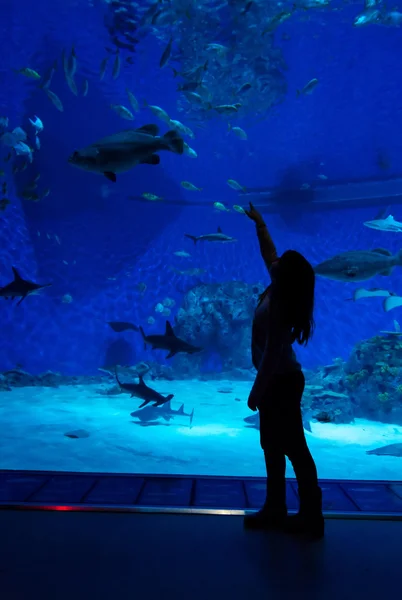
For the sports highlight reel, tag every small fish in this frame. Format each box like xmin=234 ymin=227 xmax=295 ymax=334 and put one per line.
xmin=107 ymin=321 xmax=139 ymax=333
xmin=0 ymin=116 xmax=9 ymax=129
xmin=213 ymin=202 xmax=230 ymax=212
xmin=160 ymin=36 xmax=173 ymax=68
xmin=112 ymin=52 xmax=121 ymax=80
xmin=262 ymin=10 xmax=293 ymax=35
xmin=99 ymin=56 xmax=109 ymax=80
xmin=40 ymin=60 xmax=57 ymax=89
xmin=236 ymin=83 xmax=252 ymax=95
xmin=233 ymin=205 xmax=246 ymax=214
xmin=354 ymin=8 xmax=381 ymax=27
xmin=66 ymin=75 xmax=78 ymax=96
xmin=169 ymin=120 xmax=194 ymax=139
xmin=181 ymin=181 xmax=202 ymax=191
xmin=34 ymin=136 xmax=40 ymax=150
xmin=174 ymin=250 xmax=191 ymax=258
xmin=142 ymin=193 xmax=163 ymax=201
xmin=29 ymin=115 xmax=44 ymax=134
xmin=44 ymin=88 xmax=64 ymax=112
xmin=55 ymin=235 xmax=61 ymax=245
xmin=126 ymin=89 xmax=139 ymax=112
xmin=15 ymin=67 xmax=41 ymax=80
xmin=317 ymin=174 xmax=327 ymax=180
xmin=61 ymin=294 xmax=73 ymax=303
xmin=230 ymin=126 xmax=247 ymax=140
xmin=147 ymin=105 xmax=171 ymax=124
xmin=297 ymin=78 xmax=319 ymax=96
xmin=14 ymin=142 xmax=32 ymax=162
xmin=227 ymin=179 xmax=246 ymax=192
xmin=147 ymin=316 xmax=155 ymax=325
xmin=213 ymin=104 xmax=240 ymax=115
xmin=110 ymin=104 xmax=134 ymax=120
xmin=68 ymin=46 xmax=77 ymax=77
xmin=183 ymin=143 xmax=197 ymax=158
xmin=83 ymin=79 xmax=89 ymax=96
xmin=137 ymin=282 xmax=147 ymax=293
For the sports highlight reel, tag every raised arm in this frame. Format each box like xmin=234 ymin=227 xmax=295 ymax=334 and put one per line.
xmin=244 ymin=202 xmax=278 ymax=271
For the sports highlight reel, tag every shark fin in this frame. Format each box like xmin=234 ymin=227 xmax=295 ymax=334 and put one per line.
xmin=138 ymin=375 xmax=147 ymax=387
xmin=165 ymin=321 xmax=176 ymax=337
xmin=166 ymin=350 xmax=177 ymax=359
xmin=178 ymin=405 xmax=185 ymax=414
xmin=217 ymin=226 xmax=222 ymax=233
xmin=16 ymin=294 xmax=27 ymax=306
xmin=12 ymin=267 xmax=23 ymax=281
xmin=138 ymin=399 xmax=148 ymax=408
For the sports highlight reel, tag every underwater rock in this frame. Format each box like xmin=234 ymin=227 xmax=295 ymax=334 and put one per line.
xmin=173 ymin=280 xmax=265 ymax=372
xmin=366 ymin=443 xmax=402 ymax=457
xmin=303 ymin=387 xmax=354 ymax=424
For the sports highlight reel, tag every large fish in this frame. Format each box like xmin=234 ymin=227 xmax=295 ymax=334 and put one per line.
xmin=68 ymin=124 xmax=184 ymax=182
xmin=314 ymin=248 xmax=402 ymax=282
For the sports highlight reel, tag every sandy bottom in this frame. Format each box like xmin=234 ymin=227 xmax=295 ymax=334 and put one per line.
xmin=1 ymin=379 xmax=402 ymax=480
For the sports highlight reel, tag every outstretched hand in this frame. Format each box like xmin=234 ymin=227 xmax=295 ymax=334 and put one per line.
xmin=244 ymin=202 xmax=265 ymax=226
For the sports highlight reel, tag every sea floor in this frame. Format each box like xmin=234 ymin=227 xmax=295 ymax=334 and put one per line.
xmin=1 ymin=379 xmax=402 ymax=480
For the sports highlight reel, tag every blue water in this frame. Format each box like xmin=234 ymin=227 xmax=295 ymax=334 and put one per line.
xmin=1 ymin=0 xmax=402 ymax=478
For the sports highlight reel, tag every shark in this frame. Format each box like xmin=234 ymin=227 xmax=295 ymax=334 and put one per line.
xmin=364 ymin=215 xmax=402 ymax=233
xmin=115 ymin=367 xmax=174 ymax=408
xmin=0 ymin=267 xmax=51 ymax=305
xmin=184 ymin=226 xmax=237 ymax=244
xmin=131 ymin=400 xmax=194 ymax=426
xmin=139 ymin=320 xmax=203 ymax=359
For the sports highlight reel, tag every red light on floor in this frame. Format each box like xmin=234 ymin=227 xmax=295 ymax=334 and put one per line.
xmin=54 ymin=506 xmax=72 ymax=511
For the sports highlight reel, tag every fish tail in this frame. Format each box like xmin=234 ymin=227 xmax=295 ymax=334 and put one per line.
xmin=184 ymin=234 xmax=197 ymax=244
xmin=162 ymin=130 xmax=184 ymax=155
xmin=189 ymin=408 xmax=195 ymax=428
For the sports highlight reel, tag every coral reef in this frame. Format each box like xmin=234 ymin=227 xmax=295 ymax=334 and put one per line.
xmin=342 ymin=333 xmax=402 ymax=424
xmin=173 ymin=280 xmax=264 ymax=374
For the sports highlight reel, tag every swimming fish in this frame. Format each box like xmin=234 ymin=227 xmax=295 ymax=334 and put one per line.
xmin=364 ymin=214 xmax=402 ymax=233
xmin=314 ymin=249 xmax=402 ymax=282
xmin=297 ymin=78 xmax=318 ymax=96
xmin=184 ymin=226 xmax=237 ymax=244
xmin=68 ymin=124 xmax=184 ymax=182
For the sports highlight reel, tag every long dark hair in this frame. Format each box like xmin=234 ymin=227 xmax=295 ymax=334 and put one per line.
xmin=268 ymin=250 xmax=315 ymax=346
